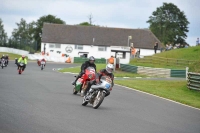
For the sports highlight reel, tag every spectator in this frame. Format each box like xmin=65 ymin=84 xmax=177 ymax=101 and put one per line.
xmin=196 ymin=38 xmax=199 ymax=46
xmin=154 ymin=42 xmax=158 ymax=54
xmin=131 ymin=46 xmax=136 ymax=58
xmin=108 ymin=56 xmax=114 ymax=64
xmin=165 ymin=44 xmax=169 ymax=51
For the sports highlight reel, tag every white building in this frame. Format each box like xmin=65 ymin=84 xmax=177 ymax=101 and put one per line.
xmin=41 ymin=23 xmax=161 ymax=64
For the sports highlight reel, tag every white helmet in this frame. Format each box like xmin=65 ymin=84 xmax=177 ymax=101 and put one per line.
xmin=106 ymin=64 xmax=114 ymax=73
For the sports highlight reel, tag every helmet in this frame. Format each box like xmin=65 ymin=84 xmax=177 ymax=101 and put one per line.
xmin=88 ymin=56 xmax=95 ymax=64
xmin=106 ymin=64 xmax=114 ymax=73
xmin=88 ymin=56 xmax=95 ymax=61
xmin=22 ymin=55 xmax=25 ymax=58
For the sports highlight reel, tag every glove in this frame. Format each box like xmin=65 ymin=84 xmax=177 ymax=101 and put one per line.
xmin=110 ymin=87 xmax=112 ymax=91
xmin=96 ymin=78 xmax=100 ymax=84
xmin=81 ymin=70 xmax=85 ymax=74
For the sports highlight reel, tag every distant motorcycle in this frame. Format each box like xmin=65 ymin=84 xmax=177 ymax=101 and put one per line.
xmin=82 ymin=76 xmax=112 ymax=109
xmin=73 ymin=67 xmax=96 ymax=97
xmin=18 ymin=63 xmax=25 ymax=74
xmin=1 ymin=59 xmax=6 ymax=69
xmin=15 ymin=58 xmax=18 ymax=66
xmin=41 ymin=61 xmax=45 ymax=70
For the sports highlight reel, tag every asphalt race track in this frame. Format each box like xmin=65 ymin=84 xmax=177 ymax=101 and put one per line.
xmin=0 ymin=62 xmax=200 ymax=133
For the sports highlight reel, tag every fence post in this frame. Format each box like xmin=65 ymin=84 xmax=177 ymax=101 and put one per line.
xmin=186 ymin=67 xmax=189 ymax=80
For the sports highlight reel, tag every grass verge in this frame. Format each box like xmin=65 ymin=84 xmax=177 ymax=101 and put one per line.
xmin=115 ymin=80 xmax=200 ymax=109
xmin=0 ymin=52 xmax=22 ymax=60
xmin=59 ymin=64 xmax=146 ymax=77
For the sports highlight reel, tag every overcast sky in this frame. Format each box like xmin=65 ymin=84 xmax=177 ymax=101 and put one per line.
xmin=0 ymin=0 xmax=199 ymax=45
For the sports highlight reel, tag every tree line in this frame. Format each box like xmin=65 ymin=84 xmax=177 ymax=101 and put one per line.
xmin=0 ymin=2 xmax=190 ymax=52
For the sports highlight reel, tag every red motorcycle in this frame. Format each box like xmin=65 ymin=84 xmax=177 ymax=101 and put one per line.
xmin=73 ymin=67 xmax=96 ymax=96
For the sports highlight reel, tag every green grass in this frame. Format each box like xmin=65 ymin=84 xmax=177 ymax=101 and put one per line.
xmin=0 ymin=52 xmax=23 ymax=60
xmin=59 ymin=64 xmax=145 ymax=77
xmin=154 ymin=46 xmax=200 ymax=60
xmin=129 ymin=46 xmax=200 ymax=71
xmin=115 ymin=80 xmax=200 ymax=109
xmin=189 ymin=62 xmax=200 ymax=73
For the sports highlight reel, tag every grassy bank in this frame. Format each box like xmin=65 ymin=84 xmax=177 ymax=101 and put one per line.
xmin=115 ymin=80 xmax=200 ymax=109
xmin=0 ymin=52 xmax=22 ymax=60
xmin=129 ymin=46 xmax=200 ymax=71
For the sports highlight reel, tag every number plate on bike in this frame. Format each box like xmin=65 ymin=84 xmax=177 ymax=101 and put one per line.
xmin=105 ymin=84 xmax=110 ymax=89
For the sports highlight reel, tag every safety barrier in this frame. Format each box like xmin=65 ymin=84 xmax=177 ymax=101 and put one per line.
xmin=120 ymin=64 xmax=137 ymax=73
xmin=120 ymin=63 xmax=186 ymax=78
xmin=74 ymin=57 xmax=106 ymax=64
xmin=171 ymin=70 xmax=186 ymax=78
xmin=187 ymin=72 xmax=200 ymax=91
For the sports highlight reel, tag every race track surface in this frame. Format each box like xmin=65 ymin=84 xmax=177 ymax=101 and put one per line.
xmin=0 ymin=62 xmax=200 ymax=133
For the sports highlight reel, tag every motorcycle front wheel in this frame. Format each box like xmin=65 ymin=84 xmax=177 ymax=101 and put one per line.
xmin=93 ymin=91 xmax=105 ymax=109
xmin=82 ymin=96 xmax=88 ymax=106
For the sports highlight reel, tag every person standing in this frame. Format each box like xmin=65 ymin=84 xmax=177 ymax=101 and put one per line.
xmin=108 ymin=56 xmax=114 ymax=64
xmin=196 ymin=38 xmax=199 ymax=46
xmin=154 ymin=42 xmax=158 ymax=54
xmin=131 ymin=46 xmax=136 ymax=59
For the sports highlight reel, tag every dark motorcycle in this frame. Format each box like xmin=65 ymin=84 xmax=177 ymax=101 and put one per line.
xmin=1 ymin=59 xmax=6 ymax=69
xmin=82 ymin=76 xmax=112 ymax=109
xmin=15 ymin=58 xmax=18 ymax=66
xmin=18 ymin=63 xmax=25 ymax=74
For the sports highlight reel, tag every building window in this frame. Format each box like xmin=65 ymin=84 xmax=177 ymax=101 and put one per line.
xmin=49 ymin=43 xmax=61 ymax=48
xmin=98 ymin=46 xmax=107 ymax=51
xmin=55 ymin=44 xmax=61 ymax=48
xmin=75 ymin=45 xmax=83 ymax=50
xmin=49 ymin=44 xmax=55 ymax=48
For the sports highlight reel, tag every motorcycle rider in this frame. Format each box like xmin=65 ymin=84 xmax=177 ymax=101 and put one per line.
xmin=84 ymin=64 xmax=114 ymax=97
xmin=37 ymin=58 xmax=46 ymax=66
xmin=5 ymin=54 xmax=9 ymax=65
xmin=72 ymin=56 xmax=96 ymax=85
xmin=17 ymin=55 xmax=27 ymax=71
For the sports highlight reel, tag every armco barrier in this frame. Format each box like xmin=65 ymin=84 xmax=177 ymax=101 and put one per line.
xmin=120 ymin=63 xmax=186 ymax=78
xmin=187 ymin=72 xmax=200 ymax=91
xmin=120 ymin=64 xmax=138 ymax=73
xmin=74 ymin=57 xmax=106 ymax=64
xmin=170 ymin=70 xmax=186 ymax=78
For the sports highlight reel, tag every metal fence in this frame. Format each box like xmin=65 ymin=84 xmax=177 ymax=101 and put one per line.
xmin=187 ymin=72 xmax=200 ymax=91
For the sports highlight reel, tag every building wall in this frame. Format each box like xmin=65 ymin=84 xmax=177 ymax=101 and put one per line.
xmin=41 ymin=43 xmax=111 ymax=59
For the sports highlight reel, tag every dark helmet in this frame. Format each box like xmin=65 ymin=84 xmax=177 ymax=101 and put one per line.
xmin=88 ymin=56 xmax=95 ymax=64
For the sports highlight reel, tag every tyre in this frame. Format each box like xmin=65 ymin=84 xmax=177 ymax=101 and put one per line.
xmin=93 ymin=91 xmax=105 ymax=109
xmin=41 ymin=65 xmax=43 ymax=70
xmin=73 ymin=87 xmax=78 ymax=95
xmin=82 ymin=96 xmax=88 ymax=106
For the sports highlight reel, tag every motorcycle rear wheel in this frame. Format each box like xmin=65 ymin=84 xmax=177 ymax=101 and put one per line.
xmin=93 ymin=92 xmax=105 ymax=109
xmin=73 ymin=87 xmax=78 ymax=95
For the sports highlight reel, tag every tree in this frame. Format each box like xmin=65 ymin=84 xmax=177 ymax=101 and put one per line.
xmin=34 ymin=15 xmax=65 ymax=50
xmin=11 ymin=18 xmax=35 ymax=49
xmin=78 ymin=22 xmax=94 ymax=26
xmin=0 ymin=18 xmax=8 ymax=46
xmin=147 ymin=3 xmax=190 ymax=45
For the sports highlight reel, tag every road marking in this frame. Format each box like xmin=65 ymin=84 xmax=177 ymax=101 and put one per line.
xmin=116 ymin=84 xmax=200 ymax=111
